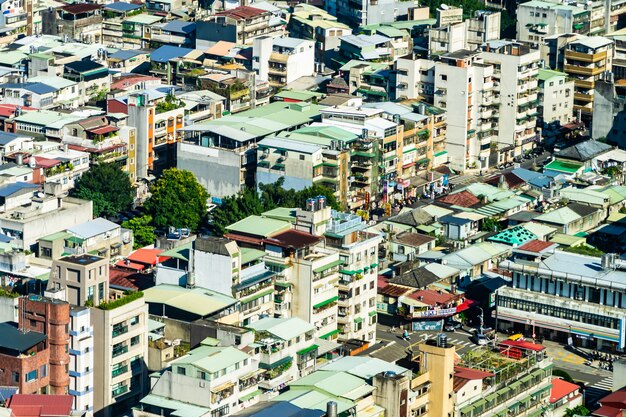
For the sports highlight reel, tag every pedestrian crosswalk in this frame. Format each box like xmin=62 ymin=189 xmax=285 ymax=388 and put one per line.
xmin=585 ymin=376 xmax=613 ymax=407
xmin=413 ymin=334 xmax=484 ymax=351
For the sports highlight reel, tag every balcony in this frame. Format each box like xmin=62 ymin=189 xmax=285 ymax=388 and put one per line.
xmin=573 ymin=104 xmax=593 ymax=114
xmin=574 ymin=92 xmax=594 ymax=102
xmin=112 ymin=325 xmax=128 ymax=338
xmin=565 ymin=49 xmax=607 ymax=63
xmin=564 ymin=64 xmax=604 ymax=76
xmin=574 ymin=79 xmax=594 ymax=89
xmin=112 ymin=364 xmax=129 ymax=378
xmin=112 ymin=384 xmax=128 ymax=397
xmin=112 ymin=345 xmax=128 ymax=358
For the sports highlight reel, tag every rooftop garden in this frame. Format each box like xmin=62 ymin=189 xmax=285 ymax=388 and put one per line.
xmin=156 ymin=94 xmax=186 ymax=114
xmin=97 ymin=290 xmax=144 ymax=310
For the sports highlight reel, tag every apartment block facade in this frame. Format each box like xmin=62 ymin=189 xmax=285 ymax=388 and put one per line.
xmin=47 ymin=254 xmax=110 ymax=307
xmin=69 ymin=306 xmax=94 ymax=413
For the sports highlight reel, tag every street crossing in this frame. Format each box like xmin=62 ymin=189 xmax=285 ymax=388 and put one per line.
xmin=585 ymin=376 xmax=613 ymax=408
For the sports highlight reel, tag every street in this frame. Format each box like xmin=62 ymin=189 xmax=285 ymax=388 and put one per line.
xmin=364 ymin=324 xmax=612 ymax=408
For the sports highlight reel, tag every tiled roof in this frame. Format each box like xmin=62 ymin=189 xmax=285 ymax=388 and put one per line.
xmin=126 ymin=248 xmax=165 ymax=266
xmin=60 ymin=3 xmax=102 ymax=13
xmin=109 ymin=267 xmax=153 ymax=291
xmin=517 ymin=239 xmax=557 ymax=253
xmin=438 ymin=191 xmax=480 ymax=207
xmin=454 ymin=366 xmax=495 ymax=380
xmin=8 ymin=394 xmax=73 ymax=417
xmin=407 ymin=289 xmax=454 ymax=306
xmin=378 ymin=283 xmax=409 ymax=297
xmin=263 ymin=229 xmax=321 ymax=249
xmin=215 ymin=5 xmax=267 ymax=20
xmin=393 ymin=232 xmax=435 ymax=247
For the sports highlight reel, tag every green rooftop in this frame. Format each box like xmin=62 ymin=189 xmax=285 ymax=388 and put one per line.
xmin=262 ymin=207 xmax=298 ymax=223
xmin=487 ymin=226 xmax=537 ymax=245
xmin=39 ymin=231 xmax=72 ymax=242
xmin=537 ymin=68 xmax=567 ymax=82
xmin=226 ymin=215 xmax=291 ymax=238
xmin=158 ymin=242 xmax=192 ymax=261
xmin=240 ymin=247 xmax=266 ymax=265
xmin=174 ymin=345 xmax=250 ymax=374
xmin=143 ymin=284 xmax=237 ymax=317
xmin=247 ymin=317 xmax=314 ymax=341
xmin=544 ymin=160 xmax=583 ymax=173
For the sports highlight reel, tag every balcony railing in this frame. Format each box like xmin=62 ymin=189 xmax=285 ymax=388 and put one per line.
xmin=112 ymin=325 xmax=128 ymax=338
xmin=112 ymin=364 xmax=128 ymax=378
xmin=112 ymin=345 xmax=128 ymax=358
xmin=112 ymin=385 xmax=129 ymax=397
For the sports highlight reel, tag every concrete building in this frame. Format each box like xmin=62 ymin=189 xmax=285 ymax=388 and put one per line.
xmin=177 ymin=102 xmax=322 ymax=198
xmin=517 ymin=0 xmax=590 ymax=43
xmin=537 ymin=69 xmax=574 ymax=127
xmin=252 ymin=37 xmax=315 ymax=89
xmin=41 ymin=4 xmax=103 ymax=43
xmin=287 ymin=4 xmax=352 ymax=66
xmin=593 ymin=78 xmax=626 ymax=144
xmin=0 ymin=189 xmax=92 ymax=252
xmin=69 ymin=306 xmax=94 ymax=413
xmin=325 ymin=0 xmax=420 ymax=28
xmin=126 ymin=92 xmax=185 ymax=178
xmin=429 ymin=11 xmax=501 ymax=54
xmin=498 ymin=251 xmax=626 ymax=350
xmin=47 ymin=254 xmax=110 ymax=307
xmin=481 ymin=40 xmax=542 ymax=164
xmin=562 ymin=36 xmax=614 ymax=119
xmin=18 ymin=296 xmax=70 ymax=396
xmin=138 ymin=342 xmax=258 ymax=417
xmin=195 ymin=6 xmax=283 ymax=48
xmin=393 ymin=56 xmax=435 ymax=101
xmin=90 ymin=292 xmax=148 ymax=417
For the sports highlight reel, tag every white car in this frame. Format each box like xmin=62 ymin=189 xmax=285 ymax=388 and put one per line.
xmin=472 ymin=334 xmax=489 ymax=346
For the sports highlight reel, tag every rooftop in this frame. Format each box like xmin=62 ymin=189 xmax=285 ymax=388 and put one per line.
xmin=264 ymin=229 xmax=322 ymax=249
xmin=66 ymin=217 xmax=118 ymax=240
xmin=174 ymin=345 xmax=250 ymax=373
xmin=487 ymin=226 xmax=537 ymax=246
xmin=549 ymin=378 xmax=580 ymax=404
xmin=393 ymin=232 xmax=435 ymax=247
xmin=226 ymin=215 xmax=292 ymax=238
xmin=7 ymin=395 xmax=73 ymax=417
xmin=143 ymin=284 xmax=237 ymax=317
xmin=215 ymin=5 xmax=267 ymax=20
xmin=0 ymin=322 xmax=46 ymax=353
xmin=59 ymin=254 xmax=104 ymax=266
xmin=247 ymin=317 xmax=314 ymax=341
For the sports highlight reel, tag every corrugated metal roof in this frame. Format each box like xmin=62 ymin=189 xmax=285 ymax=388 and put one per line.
xmin=247 ymin=317 xmax=314 ymax=341
xmin=227 ymin=215 xmax=291 ymax=238
xmin=144 ymin=284 xmax=236 ymax=316
xmin=67 ymin=218 xmax=118 ymax=239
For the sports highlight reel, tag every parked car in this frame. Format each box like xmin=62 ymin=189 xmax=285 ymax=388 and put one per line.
xmin=444 ymin=320 xmax=463 ymax=332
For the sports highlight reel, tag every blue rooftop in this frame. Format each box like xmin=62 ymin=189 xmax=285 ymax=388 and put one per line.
xmin=0 ymin=131 xmax=21 ymax=146
xmin=0 ymin=182 xmax=38 ymax=198
xmin=1 ymin=82 xmax=56 ymax=95
xmin=439 ymin=214 xmax=472 ymax=225
xmin=150 ymin=45 xmax=194 ymax=63
xmin=162 ymin=20 xmax=196 ymax=34
xmin=103 ymin=2 xmax=142 ymax=12
xmin=109 ymin=50 xmax=144 ymax=60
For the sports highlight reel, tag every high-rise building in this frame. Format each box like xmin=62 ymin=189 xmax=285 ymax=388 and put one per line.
xmin=69 ymin=306 xmax=94 ymax=413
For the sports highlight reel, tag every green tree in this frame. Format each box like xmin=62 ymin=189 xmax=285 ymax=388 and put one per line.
xmin=481 ymin=217 xmax=503 ymax=232
xmin=563 ymin=245 xmax=604 ymax=257
xmin=145 ymin=168 xmax=209 ymax=230
xmin=122 ymin=215 xmax=156 ymax=249
xmin=552 ymin=369 xmax=574 ymax=383
xmin=72 ymin=163 xmax=134 ymax=217
xmin=211 ymin=187 xmax=265 ymax=236
xmin=564 ymin=405 xmax=589 ymax=417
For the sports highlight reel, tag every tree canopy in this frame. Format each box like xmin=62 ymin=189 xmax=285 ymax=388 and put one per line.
xmin=122 ymin=215 xmax=156 ymax=249
xmin=210 ymin=178 xmax=340 ymax=235
xmin=145 ymin=168 xmax=209 ymax=230
xmin=72 ymin=163 xmax=134 ymax=217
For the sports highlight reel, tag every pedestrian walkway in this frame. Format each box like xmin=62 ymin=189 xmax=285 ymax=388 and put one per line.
xmin=549 ymin=349 xmax=587 ymax=365
xmin=585 ymin=376 xmax=613 ymax=408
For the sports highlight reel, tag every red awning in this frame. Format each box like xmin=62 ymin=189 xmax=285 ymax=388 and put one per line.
xmin=115 ymin=260 xmax=145 ymax=271
xmin=88 ymin=125 xmax=119 ymax=135
xmin=456 ymin=299 xmax=477 ymax=313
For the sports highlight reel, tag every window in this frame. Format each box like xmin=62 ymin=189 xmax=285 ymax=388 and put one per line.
xmin=25 ymin=370 xmax=37 ymax=382
xmin=177 ymin=367 xmax=186 ymax=375
xmin=299 ymin=155 xmax=305 ymax=160
xmin=131 ymin=335 xmax=140 ymax=346
xmin=440 ymin=74 xmax=447 ymax=81
xmin=40 ymin=365 xmax=47 ymax=378
xmin=12 ymin=372 xmax=19 ymax=383
xmin=130 ymin=316 xmax=139 ymax=326
xmin=98 ymin=282 xmax=105 ymax=302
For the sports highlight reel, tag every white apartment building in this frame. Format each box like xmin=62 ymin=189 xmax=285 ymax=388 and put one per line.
xmin=139 ymin=343 xmax=259 ymax=417
xmin=247 ymin=317 xmax=318 ymax=395
xmin=91 ymin=294 xmax=149 ymax=417
xmin=538 ymin=68 xmax=574 ymax=126
xmin=434 ymin=50 xmax=496 ymax=171
xmin=481 ymin=40 xmax=541 ymax=162
xmin=324 ymin=211 xmax=381 ymax=342
xmin=429 ymin=11 xmax=501 ymax=54
xmin=69 ymin=306 xmax=94 ymax=413
xmin=517 ymin=0 xmax=589 ymax=43
xmin=252 ymin=36 xmax=315 ymax=88
xmin=394 ymin=55 xmax=435 ymax=101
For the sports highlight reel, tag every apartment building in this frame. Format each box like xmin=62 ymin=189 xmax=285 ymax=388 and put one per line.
xmin=126 ymin=91 xmax=185 ymax=178
xmin=195 ymin=6 xmax=283 ymax=48
xmin=481 ymin=41 xmax=541 ymax=163
xmin=138 ymin=343 xmax=258 ymax=417
xmin=41 ymin=4 xmax=103 ymax=43
xmin=177 ymin=102 xmax=322 ymax=198
xmin=18 ymin=296 xmax=70 ymax=395
xmin=287 ymin=4 xmax=352 ymax=65
xmin=252 ymin=37 xmax=315 ymax=88
xmin=325 ymin=0 xmax=420 ymax=28
xmin=0 ymin=189 xmax=92 ymax=252
xmin=30 ymin=145 xmax=90 ymax=192
xmin=434 ymin=50 xmax=496 ymax=171
xmin=537 ymin=69 xmax=574 ymax=126
xmin=394 ymin=55 xmax=435 ymax=101
xmin=322 ymin=210 xmax=381 ymax=342
xmin=0 ymin=322 xmax=49 ymax=394
xmin=562 ymin=36 xmax=614 ymax=119
xmin=91 ymin=292 xmax=148 ymax=417
xmin=247 ymin=317 xmax=318 ymax=393
xmin=517 ymin=0 xmax=590 ymax=43
xmin=69 ymin=306 xmax=94 ymax=413
xmin=47 ymin=254 xmax=110 ymax=307
xmin=428 ymin=11 xmax=501 ymax=54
